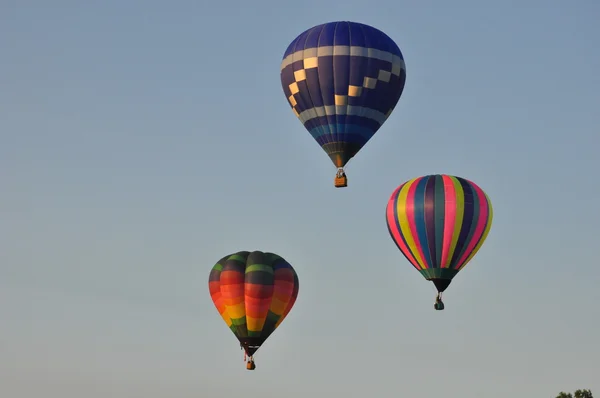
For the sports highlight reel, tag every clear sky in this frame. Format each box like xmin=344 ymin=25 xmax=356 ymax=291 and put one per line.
xmin=2 ymin=1 xmax=599 ymax=397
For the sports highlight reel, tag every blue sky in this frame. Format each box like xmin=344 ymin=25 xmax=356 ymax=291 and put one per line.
xmin=1 ymin=1 xmax=599 ymax=397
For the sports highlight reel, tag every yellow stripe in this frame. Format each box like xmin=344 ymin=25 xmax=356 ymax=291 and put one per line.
xmin=271 ymin=298 xmax=287 ymax=328
xmin=460 ymin=193 xmax=494 ymax=270
xmin=396 ymin=178 xmax=426 ymax=269
xmin=246 ymin=316 xmax=266 ymax=333
xmin=220 ymin=312 xmax=233 ymax=327
xmin=225 ymin=302 xmax=245 ymax=319
xmin=446 ymin=177 xmax=464 ymax=267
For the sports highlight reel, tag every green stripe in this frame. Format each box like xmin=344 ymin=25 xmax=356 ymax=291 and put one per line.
xmin=267 ymin=311 xmax=280 ymax=323
xmin=419 ymin=268 xmax=459 ymax=280
xmin=231 ymin=316 xmax=247 ymax=326
xmin=456 ymin=183 xmax=481 ymax=266
xmin=230 ymin=322 xmax=248 ymax=339
xmin=212 ymin=263 xmax=223 ymax=271
xmin=246 ymin=264 xmax=273 ymax=274
xmin=434 ymin=175 xmax=445 ymax=267
xmin=228 ymin=254 xmax=247 ymax=263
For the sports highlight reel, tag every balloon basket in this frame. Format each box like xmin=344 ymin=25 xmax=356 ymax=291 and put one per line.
xmin=334 ymin=169 xmax=347 ymax=188
xmin=334 ymin=176 xmax=347 ymax=188
xmin=434 ymin=293 xmax=445 ymax=310
xmin=246 ymin=360 xmax=256 ymax=370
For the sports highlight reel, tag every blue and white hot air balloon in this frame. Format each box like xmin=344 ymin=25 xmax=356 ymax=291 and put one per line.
xmin=280 ymin=21 xmax=407 ymax=187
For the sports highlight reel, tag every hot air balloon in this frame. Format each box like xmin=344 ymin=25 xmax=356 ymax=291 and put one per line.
xmin=280 ymin=21 xmax=406 ymax=188
xmin=208 ymin=251 xmax=299 ymax=370
xmin=385 ymin=175 xmax=493 ymax=310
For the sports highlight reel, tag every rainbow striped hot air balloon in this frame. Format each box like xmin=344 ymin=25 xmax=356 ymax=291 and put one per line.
xmin=385 ymin=174 xmax=493 ymax=310
xmin=208 ymin=251 xmax=299 ymax=370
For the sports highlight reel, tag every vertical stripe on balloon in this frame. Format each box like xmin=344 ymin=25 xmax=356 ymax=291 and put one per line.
xmin=433 ymin=175 xmax=446 ymax=269
xmin=447 ymin=177 xmax=465 ymax=268
xmin=440 ymin=175 xmax=456 ymax=268
xmin=413 ymin=177 xmax=432 ymax=268
xmin=386 ymin=183 xmax=421 ymax=270
xmin=459 ymin=190 xmax=494 ymax=270
xmin=399 ymin=178 xmax=427 ymax=269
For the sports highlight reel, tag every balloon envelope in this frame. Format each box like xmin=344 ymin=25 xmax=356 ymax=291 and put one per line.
xmin=208 ymin=251 xmax=299 ymax=356
xmin=280 ymin=21 xmax=406 ymax=168
xmin=385 ymin=174 xmax=493 ymax=293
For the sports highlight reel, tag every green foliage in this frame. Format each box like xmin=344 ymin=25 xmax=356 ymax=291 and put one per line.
xmin=556 ymin=390 xmax=593 ymax=398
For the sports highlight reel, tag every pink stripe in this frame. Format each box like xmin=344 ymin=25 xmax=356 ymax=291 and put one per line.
xmin=386 ymin=184 xmax=420 ymax=269
xmin=405 ymin=178 xmax=429 ymax=269
xmin=456 ymin=181 xmax=489 ymax=267
xmin=440 ymin=175 xmax=456 ymax=268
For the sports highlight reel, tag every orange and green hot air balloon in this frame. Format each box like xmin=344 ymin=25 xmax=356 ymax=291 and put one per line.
xmin=208 ymin=251 xmax=299 ymax=370
xmin=385 ymin=174 xmax=493 ymax=310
